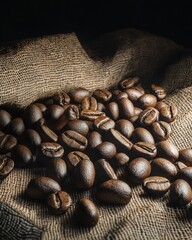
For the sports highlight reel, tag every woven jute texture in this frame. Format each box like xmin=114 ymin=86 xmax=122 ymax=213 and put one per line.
xmin=0 ymin=29 xmax=192 ymax=239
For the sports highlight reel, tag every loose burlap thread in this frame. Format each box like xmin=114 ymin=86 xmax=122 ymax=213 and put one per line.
xmin=0 ymin=29 xmax=192 ymax=239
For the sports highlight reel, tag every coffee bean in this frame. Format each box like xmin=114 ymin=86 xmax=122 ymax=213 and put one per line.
xmin=12 ymin=144 xmax=33 ymax=168
xmin=96 ymin=179 xmax=132 ymax=205
xmin=8 ymin=117 xmax=25 ymax=136
xmin=93 ymin=89 xmax=112 ymax=103
xmin=48 ymin=104 xmax=65 ymax=121
xmin=118 ymin=77 xmax=140 ymax=90
xmin=24 ymin=104 xmax=43 ymax=126
xmin=143 ymin=176 xmax=170 ymax=197
xmin=156 ymin=140 xmax=179 ymax=162
xmin=0 ymin=134 xmax=17 ymax=153
xmin=175 ymin=161 xmax=187 ymax=171
xmin=94 ymin=116 xmax=115 ymax=132
xmin=127 ymin=158 xmax=151 ymax=184
xmin=97 ymin=102 xmax=105 ymax=112
xmin=36 ymin=118 xmax=58 ymax=142
xmin=0 ymin=110 xmax=12 ymax=130
xmin=112 ymin=89 xmax=122 ymax=98
xmin=179 ymin=148 xmax=192 ymax=166
xmin=48 ymin=115 xmax=69 ymax=132
xmin=124 ymin=88 xmax=144 ymax=102
xmin=151 ymin=84 xmax=166 ymax=100
xmin=151 ymin=158 xmax=177 ymax=180
xmin=118 ymin=98 xmax=135 ymax=119
xmin=155 ymin=101 xmax=168 ymax=111
xmin=129 ymin=115 xmax=139 ymax=124
xmin=53 ymin=91 xmax=70 ymax=106
xmin=66 ymin=151 xmax=90 ymax=172
xmin=34 ymin=103 xmax=47 ymax=114
xmin=69 ymin=88 xmax=89 ymax=104
xmin=139 ymin=107 xmax=159 ymax=126
xmin=151 ymin=121 xmax=171 ymax=141
xmin=115 ymin=92 xmax=128 ymax=101
xmin=132 ymin=142 xmax=157 ymax=159
xmin=95 ymin=159 xmax=117 ymax=185
xmin=47 ymin=191 xmax=72 ymax=215
xmin=115 ymin=119 xmax=134 ymax=139
xmin=95 ymin=142 xmax=117 ymax=160
xmin=73 ymin=159 xmax=95 ymax=190
xmin=105 ymin=102 xmax=119 ymax=121
xmin=176 ymin=167 xmax=192 ymax=186
xmin=159 ymin=105 xmax=178 ymax=123
xmin=66 ymin=120 xmax=89 ymax=136
xmin=63 ymin=104 xmax=79 ymax=121
xmin=75 ymin=198 xmax=99 ymax=227
xmin=46 ymin=158 xmax=67 ymax=183
xmin=132 ymin=127 xmax=155 ymax=145
xmin=27 ymin=176 xmax=61 ymax=200
xmin=88 ymin=131 xmax=102 ymax=149
xmin=81 ymin=97 xmax=97 ymax=111
xmin=111 ymin=153 xmax=129 ymax=168
xmin=20 ymin=129 xmax=41 ymax=152
xmin=138 ymin=94 xmax=157 ymax=109
xmin=81 ymin=110 xmax=105 ymax=121
xmin=134 ymin=107 xmax=143 ymax=116
xmin=0 ymin=156 xmax=14 ymax=179
xmin=59 ymin=130 xmax=87 ymax=151
xmin=170 ymin=179 xmax=192 ymax=207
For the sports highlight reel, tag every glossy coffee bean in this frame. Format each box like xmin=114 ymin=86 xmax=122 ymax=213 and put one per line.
xmin=129 ymin=115 xmax=139 ymax=124
xmin=115 ymin=119 xmax=134 ymax=139
xmin=20 ymin=129 xmax=41 ymax=152
xmin=81 ymin=110 xmax=105 ymax=121
xmin=47 ymin=191 xmax=72 ymax=215
xmin=156 ymin=140 xmax=179 ymax=162
xmin=94 ymin=116 xmax=115 ymax=132
xmin=36 ymin=118 xmax=58 ymax=142
xmin=127 ymin=158 xmax=151 ymax=184
xmin=111 ymin=153 xmax=130 ymax=168
xmin=132 ymin=127 xmax=155 ymax=145
xmin=151 ymin=121 xmax=171 ymax=141
xmin=176 ymin=167 xmax=192 ymax=186
xmin=69 ymin=88 xmax=89 ymax=103
xmin=97 ymin=102 xmax=105 ymax=112
xmin=93 ymin=89 xmax=112 ymax=103
xmin=66 ymin=151 xmax=90 ymax=173
xmin=0 ymin=110 xmax=12 ymax=130
xmin=124 ymin=88 xmax=144 ymax=102
xmin=34 ymin=103 xmax=47 ymax=113
xmin=48 ymin=115 xmax=69 ymax=132
xmin=111 ymin=89 xmax=122 ymax=98
xmin=118 ymin=98 xmax=135 ymax=119
xmin=155 ymin=101 xmax=168 ymax=111
xmin=59 ymin=130 xmax=87 ymax=151
xmin=96 ymin=179 xmax=132 ymax=205
xmin=159 ymin=105 xmax=178 ymax=123
xmin=46 ymin=158 xmax=67 ymax=183
xmin=75 ymin=198 xmax=99 ymax=227
xmin=95 ymin=142 xmax=117 ymax=160
xmin=134 ymin=107 xmax=143 ymax=116
xmin=66 ymin=120 xmax=89 ymax=136
xmin=175 ymin=161 xmax=187 ymax=171
xmin=143 ymin=176 xmax=170 ymax=197
xmin=0 ymin=156 xmax=14 ymax=179
xmin=115 ymin=92 xmax=128 ymax=101
xmin=73 ymin=159 xmax=95 ymax=190
xmin=139 ymin=107 xmax=159 ymax=126
xmin=11 ymin=144 xmax=33 ymax=168
xmin=63 ymin=104 xmax=79 ymax=120
xmin=48 ymin=104 xmax=65 ymax=121
xmin=138 ymin=94 xmax=157 ymax=109
xmin=88 ymin=131 xmax=102 ymax=149
xmin=8 ymin=117 xmax=25 ymax=136
xmin=179 ymin=148 xmax=192 ymax=166
xmin=132 ymin=142 xmax=157 ymax=159
xmin=151 ymin=84 xmax=166 ymax=100
xmin=151 ymin=158 xmax=177 ymax=180
xmin=81 ymin=97 xmax=97 ymax=111
xmin=170 ymin=179 xmax=192 ymax=206
xmin=105 ymin=102 xmax=119 ymax=121
xmin=24 ymin=104 xmax=43 ymax=126
xmin=27 ymin=176 xmax=61 ymax=200
xmin=118 ymin=77 xmax=140 ymax=90
xmin=95 ymin=159 xmax=117 ymax=185
xmin=53 ymin=91 xmax=70 ymax=106
xmin=0 ymin=134 xmax=17 ymax=153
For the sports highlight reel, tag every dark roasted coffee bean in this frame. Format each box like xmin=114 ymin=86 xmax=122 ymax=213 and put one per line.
xmin=12 ymin=144 xmax=33 ymax=168
xmin=66 ymin=151 xmax=90 ymax=172
xmin=46 ymin=158 xmax=67 ymax=183
xmin=170 ymin=179 xmax=192 ymax=206
xmin=81 ymin=110 xmax=105 ymax=121
xmin=47 ymin=191 xmax=72 ymax=215
xmin=0 ymin=110 xmax=12 ymax=130
xmin=69 ymin=88 xmax=89 ymax=103
xmin=132 ymin=142 xmax=157 ymax=159
xmin=159 ymin=105 xmax=178 ymax=123
xmin=27 ymin=176 xmax=61 ymax=200
xmin=95 ymin=142 xmax=117 ymax=160
xmin=59 ymin=130 xmax=87 ymax=151
xmin=151 ymin=121 xmax=171 ymax=141
xmin=75 ymin=198 xmax=99 ymax=227
xmin=97 ymin=179 xmax=132 ymax=205
xmin=95 ymin=159 xmax=117 ymax=185
xmin=94 ymin=116 xmax=115 ymax=132
xmin=105 ymin=102 xmax=119 ymax=121
xmin=176 ymin=167 xmax=192 ymax=186
xmin=36 ymin=118 xmax=58 ymax=142
xmin=48 ymin=115 xmax=69 ymax=132
xmin=129 ymin=115 xmax=139 ymax=124
xmin=20 ymin=129 xmax=41 ymax=152
xmin=179 ymin=148 xmax=192 ymax=167
xmin=48 ymin=104 xmax=65 ymax=121
xmin=38 ymin=142 xmax=64 ymax=167
xmin=111 ymin=153 xmax=129 ymax=168
xmin=97 ymin=102 xmax=105 ymax=112
xmin=175 ymin=161 xmax=187 ymax=171
xmin=132 ymin=127 xmax=155 ymax=145
xmin=66 ymin=120 xmax=89 ymax=136
xmin=24 ymin=104 xmax=43 ymax=126
xmin=143 ymin=176 xmax=170 ymax=197
xmin=134 ymin=107 xmax=143 ymax=116
xmin=34 ymin=103 xmax=47 ymax=113
xmin=88 ymin=131 xmax=102 ymax=149
xmin=112 ymin=89 xmax=122 ymax=97
xmin=53 ymin=91 xmax=70 ymax=106
xmin=151 ymin=158 xmax=177 ymax=180
xmin=81 ymin=97 xmax=97 ymax=111
xmin=155 ymin=101 xmax=168 ymax=111
xmin=138 ymin=94 xmax=157 ymax=109
xmin=139 ymin=107 xmax=159 ymax=126
xmin=127 ymin=157 xmax=151 ymax=184
xmin=63 ymin=104 xmax=79 ymax=120
xmin=118 ymin=77 xmax=140 ymax=90
xmin=156 ymin=140 xmax=179 ymax=162
xmin=151 ymin=84 xmax=166 ymax=100
xmin=124 ymin=88 xmax=144 ymax=102
xmin=107 ymin=129 xmax=133 ymax=153
xmin=0 ymin=134 xmax=17 ymax=153
xmin=0 ymin=156 xmax=14 ymax=179
xmin=8 ymin=118 xmax=25 ymax=136
xmin=115 ymin=119 xmax=134 ymax=139
xmin=118 ymin=98 xmax=135 ymax=119
xmin=93 ymin=89 xmax=112 ymax=103
xmin=115 ymin=92 xmax=128 ymax=101
xmin=73 ymin=159 xmax=95 ymax=190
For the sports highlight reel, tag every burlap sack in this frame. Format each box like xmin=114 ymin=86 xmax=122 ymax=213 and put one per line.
xmin=0 ymin=29 xmax=192 ymax=239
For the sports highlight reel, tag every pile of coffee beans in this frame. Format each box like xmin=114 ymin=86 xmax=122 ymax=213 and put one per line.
xmin=1 ymin=76 xmax=192 ymax=227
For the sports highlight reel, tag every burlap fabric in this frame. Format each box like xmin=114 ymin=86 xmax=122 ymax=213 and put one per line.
xmin=0 ymin=29 xmax=192 ymax=239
